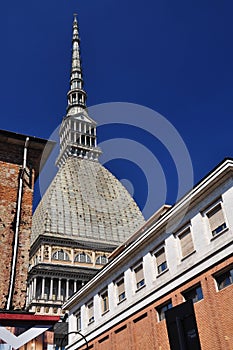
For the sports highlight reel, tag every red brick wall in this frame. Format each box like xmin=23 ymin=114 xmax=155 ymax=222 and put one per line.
xmin=12 ymin=170 xmax=34 ymax=310
xmin=79 ymin=255 xmax=233 ymax=350
xmin=0 ymin=142 xmax=35 ymax=309
xmin=0 ymin=161 xmax=19 ymax=308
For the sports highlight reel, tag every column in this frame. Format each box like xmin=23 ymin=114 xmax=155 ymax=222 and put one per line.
xmin=74 ymin=280 xmax=77 ymax=293
xmin=92 ymin=251 xmax=95 ymax=267
xmin=41 ymin=245 xmax=44 ymax=262
xmin=26 ymin=285 xmax=29 ymax=306
xmin=31 ymin=281 xmax=34 ymax=300
xmin=66 ymin=279 xmax=69 ymax=300
xmin=71 ymin=248 xmax=74 ymax=264
xmin=94 ymin=127 xmax=96 ymax=147
xmin=41 ymin=277 xmax=45 ymax=299
xmin=48 ymin=246 xmax=52 ymax=262
xmin=28 ymin=281 xmax=32 ymax=302
xmin=49 ymin=278 xmax=53 ymax=300
xmin=33 ymin=277 xmax=37 ymax=299
xmin=58 ymin=278 xmax=61 ymax=300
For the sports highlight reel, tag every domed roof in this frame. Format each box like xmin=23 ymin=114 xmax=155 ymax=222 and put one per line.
xmin=32 ymin=16 xmax=145 ymax=246
xmin=32 ymin=157 xmax=145 ymax=245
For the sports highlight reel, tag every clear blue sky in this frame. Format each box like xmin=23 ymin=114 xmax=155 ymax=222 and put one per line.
xmin=1 ymin=1 xmax=233 ymax=218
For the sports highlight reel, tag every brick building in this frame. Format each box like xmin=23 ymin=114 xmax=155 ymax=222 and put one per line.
xmin=0 ymin=129 xmax=54 ymax=310
xmin=64 ymin=158 xmax=233 ymax=350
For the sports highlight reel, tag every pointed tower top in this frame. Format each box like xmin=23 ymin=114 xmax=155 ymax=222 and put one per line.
xmin=72 ymin=13 xmax=79 ymax=42
xmin=56 ymin=15 xmax=101 ymax=167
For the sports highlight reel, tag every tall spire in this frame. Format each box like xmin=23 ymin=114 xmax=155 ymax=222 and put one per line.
xmin=66 ymin=13 xmax=87 ymax=115
xmin=56 ymin=14 xmax=101 ymax=167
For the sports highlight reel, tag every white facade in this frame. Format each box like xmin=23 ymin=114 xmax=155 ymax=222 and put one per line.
xmin=63 ymin=158 xmax=233 ymax=349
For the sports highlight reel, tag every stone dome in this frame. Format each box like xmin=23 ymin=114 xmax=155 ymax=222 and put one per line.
xmin=32 ymin=157 xmax=145 ymax=245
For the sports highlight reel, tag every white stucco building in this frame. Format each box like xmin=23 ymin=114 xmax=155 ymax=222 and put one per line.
xmin=64 ymin=158 xmax=233 ymax=350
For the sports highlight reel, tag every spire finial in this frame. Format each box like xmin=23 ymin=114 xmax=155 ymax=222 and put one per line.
xmin=66 ymin=13 xmax=86 ymax=111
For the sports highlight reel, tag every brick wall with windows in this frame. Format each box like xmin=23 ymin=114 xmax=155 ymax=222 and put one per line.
xmin=76 ymin=255 xmax=233 ymax=350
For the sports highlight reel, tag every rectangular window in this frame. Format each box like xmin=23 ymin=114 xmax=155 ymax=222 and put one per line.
xmin=116 ymin=278 xmax=126 ymax=302
xmin=182 ymin=284 xmax=203 ymax=303
xmin=207 ymin=203 xmax=227 ymax=236
xmin=100 ymin=290 xmax=109 ymax=314
xmin=76 ymin=310 xmax=81 ymax=330
xmin=215 ymin=267 xmax=233 ymax=290
xmin=134 ymin=262 xmax=145 ymax=290
xmin=155 ymin=247 xmax=167 ymax=274
xmin=87 ymin=301 xmax=94 ymax=324
xmin=178 ymin=228 xmax=194 ymax=258
xmin=156 ymin=300 xmax=172 ymax=321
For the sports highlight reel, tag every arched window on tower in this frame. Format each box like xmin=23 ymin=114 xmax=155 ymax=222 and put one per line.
xmin=74 ymin=252 xmax=91 ymax=264
xmin=52 ymin=250 xmax=70 ymax=261
xmin=96 ymin=255 xmax=108 ymax=265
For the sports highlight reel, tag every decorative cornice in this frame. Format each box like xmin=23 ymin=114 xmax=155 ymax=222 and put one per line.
xmin=30 ymin=234 xmax=117 ymax=258
xmin=28 ymin=263 xmax=98 ymax=280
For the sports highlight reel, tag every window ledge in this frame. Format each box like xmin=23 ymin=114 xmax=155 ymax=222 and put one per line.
xmin=211 ymin=227 xmax=229 ymax=241
xmin=181 ymin=250 xmax=196 ymax=262
xmin=101 ymin=309 xmax=109 ymax=316
xmin=117 ymin=297 xmax=126 ymax=305
xmin=156 ymin=268 xmax=169 ymax=278
xmin=217 ymin=283 xmax=233 ymax=292
xmin=136 ymin=284 xmax=146 ymax=293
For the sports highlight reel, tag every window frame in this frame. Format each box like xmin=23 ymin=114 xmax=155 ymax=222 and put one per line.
xmin=176 ymin=224 xmax=195 ymax=260
xmin=132 ymin=260 xmax=145 ymax=291
xmin=204 ymin=199 xmax=228 ymax=239
xmin=96 ymin=255 xmax=108 ymax=265
xmin=153 ymin=245 xmax=168 ymax=276
xmin=87 ymin=301 xmax=94 ymax=324
xmin=182 ymin=283 xmax=204 ymax=303
xmin=214 ymin=266 xmax=233 ymax=291
xmin=100 ymin=288 xmax=109 ymax=314
xmin=75 ymin=310 xmax=81 ymax=331
xmin=74 ymin=252 xmax=92 ymax=264
xmin=156 ymin=300 xmax=173 ymax=322
xmin=52 ymin=250 xmax=70 ymax=261
xmin=115 ymin=276 xmax=126 ymax=303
